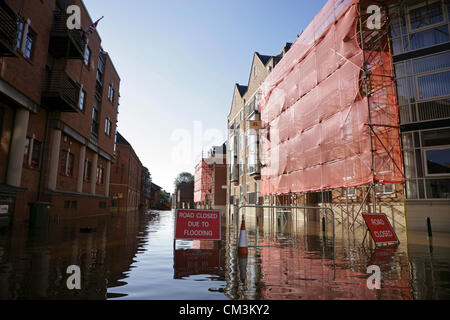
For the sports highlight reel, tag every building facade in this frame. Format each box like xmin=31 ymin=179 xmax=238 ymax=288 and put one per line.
xmin=110 ymin=133 xmax=142 ymax=212
xmin=0 ymin=0 xmax=120 ymax=224
xmin=194 ymin=144 xmax=227 ymax=212
xmin=175 ymin=181 xmax=194 ymax=209
xmin=389 ymin=0 xmax=450 ymax=232
xmin=226 ymin=0 xmax=450 ymax=237
xmin=227 ymin=47 xmax=290 ymax=213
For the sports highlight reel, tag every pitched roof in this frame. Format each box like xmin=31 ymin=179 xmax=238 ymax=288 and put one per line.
xmin=236 ymin=84 xmax=248 ymax=97
xmin=256 ymin=52 xmax=273 ymax=65
xmin=116 ymin=132 xmax=131 ymax=146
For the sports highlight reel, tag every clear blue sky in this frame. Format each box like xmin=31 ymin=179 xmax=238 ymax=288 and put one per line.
xmin=84 ymin=0 xmax=327 ymax=193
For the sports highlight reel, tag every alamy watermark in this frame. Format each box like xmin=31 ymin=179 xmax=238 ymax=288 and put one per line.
xmin=367 ymin=265 xmax=381 ymax=290
xmin=66 ymin=265 xmax=81 ymax=290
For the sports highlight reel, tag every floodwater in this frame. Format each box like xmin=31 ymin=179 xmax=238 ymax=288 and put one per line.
xmin=0 ymin=209 xmax=449 ymax=300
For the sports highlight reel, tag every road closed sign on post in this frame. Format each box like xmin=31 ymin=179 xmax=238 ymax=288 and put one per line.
xmin=175 ymin=209 xmax=221 ymax=241
xmin=362 ymin=213 xmax=399 ymax=246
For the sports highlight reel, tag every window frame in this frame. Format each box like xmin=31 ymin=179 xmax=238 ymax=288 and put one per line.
xmin=79 ymin=89 xmax=86 ymax=111
xmin=407 ymin=0 xmax=446 ymax=34
xmin=16 ymin=18 xmax=24 ymax=50
xmin=423 ymin=145 xmax=450 ymax=177
xmin=84 ymin=46 xmax=91 ymax=66
xmin=23 ymin=27 xmax=36 ymax=59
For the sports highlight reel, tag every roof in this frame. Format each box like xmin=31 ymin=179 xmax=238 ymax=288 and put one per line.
xmin=116 ymin=132 xmax=131 ymax=146
xmin=151 ymin=183 xmax=162 ymax=190
xmin=236 ymin=84 xmax=248 ymax=97
xmin=256 ymin=52 xmax=273 ymax=65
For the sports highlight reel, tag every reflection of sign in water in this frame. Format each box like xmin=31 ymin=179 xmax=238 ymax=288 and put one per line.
xmin=174 ymin=249 xmax=221 ymax=279
xmin=369 ymin=245 xmax=399 ymax=272
xmin=362 ymin=213 xmax=399 ymax=246
xmin=175 ymin=209 xmax=221 ymax=240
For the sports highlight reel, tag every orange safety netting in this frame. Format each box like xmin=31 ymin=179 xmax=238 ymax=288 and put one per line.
xmin=259 ymin=0 xmax=404 ymax=197
xmin=194 ymin=159 xmax=213 ymax=203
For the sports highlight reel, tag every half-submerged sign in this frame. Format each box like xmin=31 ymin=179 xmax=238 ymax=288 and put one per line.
xmin=362 ymin=213 xmax=399 ymax=247
xmin=175 ymin=209 xmax=221 ymax=241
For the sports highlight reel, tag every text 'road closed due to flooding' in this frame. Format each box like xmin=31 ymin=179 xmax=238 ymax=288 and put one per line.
xmin=175 ymin=209 xmax=221 ymax=241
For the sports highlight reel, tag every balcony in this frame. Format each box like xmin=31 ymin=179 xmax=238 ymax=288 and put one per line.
xmin=248 ymin=164 xmax=261 ymax=179
xmin=230 ymin=163 xmax=239 ymax=183
xmin=41 ymin=70 xmax=80 ymax=112
xmin=0 ymin=0 xmax=18 ymax=57
xmin=48 ymin=9 xmax=86 ymax=59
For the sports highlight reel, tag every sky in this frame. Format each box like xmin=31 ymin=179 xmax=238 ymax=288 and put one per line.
xmin=84 ymin=0 xmax=328 ymax=193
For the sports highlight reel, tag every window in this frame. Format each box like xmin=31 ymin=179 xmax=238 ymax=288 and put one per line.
xmin=23 ymin=138 xmax=41 ymax=168
xmin=105 ymin=118 xmax=111 ymax=136
xmin=96 ymin=166 xmax=104 ymax=184
xmin=30 ymin=140 xmax=41 ymax=169
xmin=84 ymin=160 xmax=91 ymax=181
xmin=376 ymin=184 xmax=395 ymax=195
xmin=417 ymin=71 xmax=450 ymax=99
xmin=23 ymin=28 xmax=35 ymax=59
xmin=409 ymin=1 xmax=444 ymax=31
xmin=84 ymin=46 xmax=91 ymax=66
xmin=24 ymin=137 xmax=31 ymax=164
xmin=342 ymin=187 xmax=356 ymax=197
xmin=61 ymin=151 xmax=74 ymax=176
xmin=79 ymin=89 xmax=86 ymax=111
xmin=91 ymin=102 xmax=99 ymax=137
xmin=424 ymin=148 xmax=450 ymax=175
xmin=254 ymin=65 xmax=257 ymax=78
xmin=108 ymin=85 xmax=114 ymax=103
xmin=114 ymin=133 xmax=117 ymax=154
xmin=16 ymin=19 xmax=24 ymax=49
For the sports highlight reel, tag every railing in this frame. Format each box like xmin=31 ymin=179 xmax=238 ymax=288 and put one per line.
xmin=50 ymin=9 xmax=86 ymax=58
xmin=42 ymin=70 xmax=80 ymax=111
xmin=0 ymin=0 xmax=18 ymax=56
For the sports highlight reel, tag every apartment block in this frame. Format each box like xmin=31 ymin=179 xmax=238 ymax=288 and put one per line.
xmin=227 ymin=46 xmax=290 ymax=211
xmin=0 ymin=0 xmax=120 ymax=224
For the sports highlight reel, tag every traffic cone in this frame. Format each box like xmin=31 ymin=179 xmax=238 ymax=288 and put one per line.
xmin=238 ymin=217 xmax=248 ymax=257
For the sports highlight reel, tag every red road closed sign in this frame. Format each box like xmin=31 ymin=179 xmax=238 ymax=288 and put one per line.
xmin=175 ymin=209 xmax=221 ymax=241
xmin=362 ymin=213 xmax=399 ymax=246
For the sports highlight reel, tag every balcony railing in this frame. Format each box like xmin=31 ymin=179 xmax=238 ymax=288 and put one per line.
xmin=42 ymin=70 xmax=80 ymax=112
xmin=49 ymin=9 xmax=86 ymax=59
xmin=248 ymin=164 xmax=261 ymax=178
xmin=0 ymin=0 xmax=18 ymax=57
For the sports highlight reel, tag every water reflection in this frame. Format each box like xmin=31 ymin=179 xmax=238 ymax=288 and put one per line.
xmin=0 ymin=209 xmax=449 ymax=300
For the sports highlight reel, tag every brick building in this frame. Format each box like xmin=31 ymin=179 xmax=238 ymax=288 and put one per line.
xmin=175 ymin=180 xmax=194 ymax=209
xmin=227 ymin=46 xmax=290 ymax=212
xmin=0 ymin=0 xmax=120 ymax=224
xmin=194 ymin=144 xmax=227 ymax=212
xmin=110 ymin=133 xmax=142 ymax=212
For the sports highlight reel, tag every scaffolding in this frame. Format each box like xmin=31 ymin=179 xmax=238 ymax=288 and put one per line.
xmin=194 ymin=159 xmax=213 ymax=204
xmin=258 ymin=0 xmax=405 ymax=224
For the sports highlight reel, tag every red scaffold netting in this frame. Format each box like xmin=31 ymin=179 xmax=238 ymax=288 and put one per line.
xmin=259 ymin=0 xmax=404 ymax=197
xmin=194 ymin=159 xmax=213 ymax=203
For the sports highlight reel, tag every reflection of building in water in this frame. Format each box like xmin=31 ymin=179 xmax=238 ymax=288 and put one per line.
xmin=223 ymin=207 xmax=414 ymax=300
xmin=0 ymin=212 xmax=150 ymax=299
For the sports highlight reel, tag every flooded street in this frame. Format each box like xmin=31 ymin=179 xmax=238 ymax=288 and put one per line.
xmin=0 ymin=210 xmax=449 ymax=300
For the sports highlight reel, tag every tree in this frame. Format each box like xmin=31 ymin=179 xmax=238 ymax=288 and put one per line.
xmin=174 ymin=172 xmax=194 ymax=191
